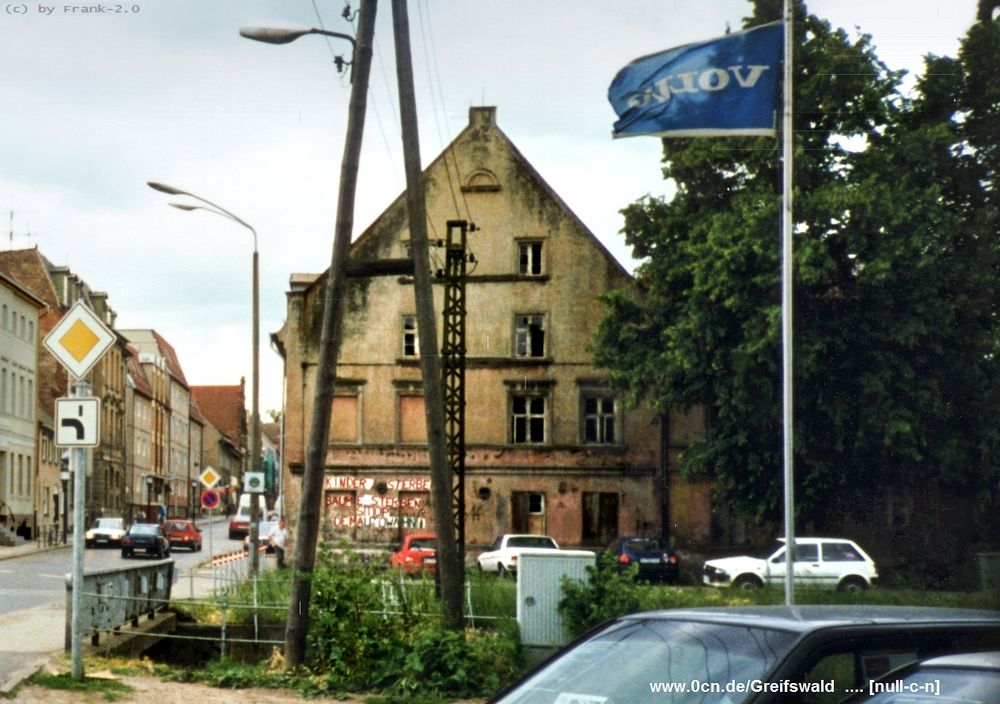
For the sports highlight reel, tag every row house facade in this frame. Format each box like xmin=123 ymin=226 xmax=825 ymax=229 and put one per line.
xmin=0 ymin=247 xmax=247 ymax=538
xmin=120 ymin=329 xmax=194 ymax=521
xmin=274 ymin=107 xmax=713 ymax=551
xmin=0 ymin=270 xmax=45 ymax=543
xmin=191 ymin=383 xmax=248 ymax=515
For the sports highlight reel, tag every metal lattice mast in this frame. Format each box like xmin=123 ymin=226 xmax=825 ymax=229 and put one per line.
xmin=441 ymin=220 xmax=470 ymax=554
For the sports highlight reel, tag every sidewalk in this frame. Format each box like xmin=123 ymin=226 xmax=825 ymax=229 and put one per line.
xmin=0 ymin=537 xmax=71 ymax=562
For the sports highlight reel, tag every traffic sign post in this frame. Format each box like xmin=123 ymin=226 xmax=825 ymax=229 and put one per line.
xmin=43 ymin=301 xmax=117 ymax=682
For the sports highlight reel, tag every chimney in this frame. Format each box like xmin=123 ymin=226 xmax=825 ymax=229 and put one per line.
xmin=469 ymin=106 xmax=497 ymax=128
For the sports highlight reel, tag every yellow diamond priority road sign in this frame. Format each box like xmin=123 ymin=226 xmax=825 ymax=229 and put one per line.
xmin=200 ymin=467 xmax=221 ymax=489
xmin=44 ymin=300 xmax=116 ymax=379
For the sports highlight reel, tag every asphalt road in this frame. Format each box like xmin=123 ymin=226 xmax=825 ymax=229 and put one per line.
xmin=0 ymin=514 xmax=257 ymax=694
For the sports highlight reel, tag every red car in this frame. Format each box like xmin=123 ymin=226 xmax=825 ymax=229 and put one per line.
xmin=389 ymin=533 xmax=437 ymax=574
xmin=162 ymin=519 xmax=203 ymax=552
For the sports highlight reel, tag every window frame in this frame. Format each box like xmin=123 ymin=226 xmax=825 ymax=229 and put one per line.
xmin=517 ymin=240 xmax=544 ymax=276
xmin=513 ymin=313 xmax=546 ymax=359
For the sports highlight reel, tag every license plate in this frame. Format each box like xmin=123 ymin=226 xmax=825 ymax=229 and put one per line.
xmin=639 ymin=558 xmax=660 ymax=564
xmin=425 ymin=557 xmax=437 ymax=564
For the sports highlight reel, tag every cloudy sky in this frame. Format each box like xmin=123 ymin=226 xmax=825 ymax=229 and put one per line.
xmin=0 ymin=0 xmax=980 ymax=413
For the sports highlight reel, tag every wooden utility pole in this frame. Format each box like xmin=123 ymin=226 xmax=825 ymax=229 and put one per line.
xmin=283 ymin=0 xmax=378 ymax=667
xmin=391 ymin=0 xmax=465 ymax=630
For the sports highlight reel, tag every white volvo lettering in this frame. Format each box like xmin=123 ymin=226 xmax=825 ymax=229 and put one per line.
xmin=625 ymin=64 xmax=771 ymax=108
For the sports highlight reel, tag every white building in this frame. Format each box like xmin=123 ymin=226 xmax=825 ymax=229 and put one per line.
xmin=0 ymin=270 xmax=45 ymax=542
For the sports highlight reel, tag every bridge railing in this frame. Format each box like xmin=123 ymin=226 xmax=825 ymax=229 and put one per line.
xmin=64 ymin=559 xmax=174 ymax=649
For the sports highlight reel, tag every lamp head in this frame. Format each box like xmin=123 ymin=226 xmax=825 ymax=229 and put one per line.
xmin=239 ymin=26 xmax=312 ymax=44
xmin=147 ymin=181 xmax=184 ymax=195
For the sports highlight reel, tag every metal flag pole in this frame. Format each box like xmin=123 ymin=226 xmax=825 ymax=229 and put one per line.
xmin=781 ymin=0 xmax=796 ymax=607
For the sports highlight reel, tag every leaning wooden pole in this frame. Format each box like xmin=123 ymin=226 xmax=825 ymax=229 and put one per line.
xmin=391 ymin=0 xmax=465 ymax=630
xmin=283 ymin=0 xmax=377 ymax=667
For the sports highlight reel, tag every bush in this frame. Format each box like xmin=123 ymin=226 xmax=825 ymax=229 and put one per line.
xmin=305 ymin=548 xmax=409 ymax=689
xmin=558 ymin=551 xmax=642 ymax=638
xmin=383 ymin=622 xmax=522 ymax=701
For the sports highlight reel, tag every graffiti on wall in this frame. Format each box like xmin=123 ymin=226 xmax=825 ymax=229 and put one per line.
xmin=323 ymin=476 xmax=432 ymax=539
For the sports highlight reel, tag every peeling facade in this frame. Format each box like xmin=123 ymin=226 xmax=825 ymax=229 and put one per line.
xmin=275 ymin=107 xmax=711 ymax=550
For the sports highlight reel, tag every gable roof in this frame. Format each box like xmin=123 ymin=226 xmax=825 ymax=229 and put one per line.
xmin=296 ymin=106 xmax=632 ymax=299
xmin=119 ymin=329 xmax=190 ymax=389
xmin=190 ymin=383 xmax=246 ymax=450
xmin=124 ymin=343 xmax=154 ymax=399
xmin=0 ymin=247 xmax=60 ymax=309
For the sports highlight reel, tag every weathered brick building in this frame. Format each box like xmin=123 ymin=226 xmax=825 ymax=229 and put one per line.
xmin=274 ymin=107 xmax=712 ymax=550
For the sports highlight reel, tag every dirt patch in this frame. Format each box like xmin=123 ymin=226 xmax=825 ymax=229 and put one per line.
xmin=13 ymin=667 xmax=487 ymax=704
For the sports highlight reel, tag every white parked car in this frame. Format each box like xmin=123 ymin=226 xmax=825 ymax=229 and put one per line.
xmin=84 ymin=517 xmax=126 ymax=548
xmin=476 ymin=533 xmax=561 ymax=575
xmin=702 ymin=537 xmax=878 ymax=592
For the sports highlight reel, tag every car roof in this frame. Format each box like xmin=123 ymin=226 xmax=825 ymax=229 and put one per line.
xmin=917 ymin=651 xmax=1000 ymax=669
xmin=621 ymin=606 xmax=1000 ymax=634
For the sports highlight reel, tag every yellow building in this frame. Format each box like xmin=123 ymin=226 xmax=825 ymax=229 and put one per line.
xmin=275 ymin=107 xmax=712 ymax=551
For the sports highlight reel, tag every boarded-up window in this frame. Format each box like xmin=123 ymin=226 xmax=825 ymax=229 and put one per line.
xmin=399 ymin=395 xmax=427 ymax=443
xmin=582 ymin=492 xmax=619 ymax=546
xmin=512 ymin=491 xmax=546 ymax=534
xmin=329 ymin=395 xmax=358 ymax=443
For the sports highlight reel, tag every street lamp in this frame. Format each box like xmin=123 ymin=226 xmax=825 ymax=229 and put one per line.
xmin=240 ymin=9 xmax=374 ymax=667
xmin=147 ymin=180 xmax=263 ymax=574
xmin=240 ymin=27 xmax=356 ymax=77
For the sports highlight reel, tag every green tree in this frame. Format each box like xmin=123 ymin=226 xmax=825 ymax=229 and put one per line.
xmin=594 ymin=0 xmax=1000 ymax=536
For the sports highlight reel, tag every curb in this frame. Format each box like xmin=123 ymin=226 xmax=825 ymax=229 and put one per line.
xmin=0 ymin=652 xmax=57 ymax=700
xmin=0 ymin=543 xmax=71 ymax=562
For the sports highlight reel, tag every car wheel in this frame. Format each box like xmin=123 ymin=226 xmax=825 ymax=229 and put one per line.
xmin=498 ymin=564 xmax=510 ymax=578
xmin=121 ymin=549 xmax=131 ymax=559
xmin=837 ymin=577 xmax=868 ymax=593
xmin=732 ymin=574 xmax=763 ymax=591
xmin=85 ymin=540 xmax=94 ymax=549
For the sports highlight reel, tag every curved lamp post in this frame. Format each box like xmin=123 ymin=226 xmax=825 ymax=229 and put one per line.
xmin=147 ymin=180 xmax=263 ymax=575
xmin=239 ymin=6 xmax=376 ymax=667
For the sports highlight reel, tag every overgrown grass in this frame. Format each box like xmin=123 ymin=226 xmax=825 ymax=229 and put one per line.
xmin=27 ymin=671 xmax=135 ymax=702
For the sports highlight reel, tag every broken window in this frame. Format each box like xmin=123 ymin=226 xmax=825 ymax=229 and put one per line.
xmin=514 ymin=314 xmax=546 ymax=358
xmin=583 ymin=395 xmax=617 ymax=444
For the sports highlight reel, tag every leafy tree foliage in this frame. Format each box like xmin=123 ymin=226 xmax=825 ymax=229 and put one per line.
xmin=594 ymin=0 xmax=1000 ymax=531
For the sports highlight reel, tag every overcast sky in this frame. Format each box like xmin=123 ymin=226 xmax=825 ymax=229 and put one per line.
xmin=0 ymin=0 xmax=981 ymax=413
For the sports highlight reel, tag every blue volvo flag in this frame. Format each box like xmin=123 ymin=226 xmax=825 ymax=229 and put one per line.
xmin=609 ymin=22 xmax=783 ymax=138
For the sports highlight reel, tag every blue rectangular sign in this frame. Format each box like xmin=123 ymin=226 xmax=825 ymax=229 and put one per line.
xmin=609 ymin=22 xmax=783 ymax=138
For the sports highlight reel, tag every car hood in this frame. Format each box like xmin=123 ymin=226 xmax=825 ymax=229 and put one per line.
xmin=704 ymin=555 xmax=767 ymax=572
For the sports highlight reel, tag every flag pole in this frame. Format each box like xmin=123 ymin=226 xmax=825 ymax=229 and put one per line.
xmin=781 ymin=0 xmax=795 ymax=607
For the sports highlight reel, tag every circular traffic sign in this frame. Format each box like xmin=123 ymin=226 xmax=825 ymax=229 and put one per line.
xmin=201 ymin=489 xmax=220 ymax=510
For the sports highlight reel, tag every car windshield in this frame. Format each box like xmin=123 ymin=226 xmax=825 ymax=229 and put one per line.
xmin=165 ymin=522 xmax=190 ymax=532
xmin=624 ymin=538 xmax=663 ymax=553
xmin=494 ymin=617 xmax=797 ymax=704
xmin=130 ymin=524 xmax=159 ymax=536
xmin=409 ymin=538 xmax=437 ymax=551
xmin=750 ymin=540 xmax=786 ymax=560
xmin=94 ymin=518 xmax=123 ymax=529
xmin=509 ymin=537 xmax=556 ymax=549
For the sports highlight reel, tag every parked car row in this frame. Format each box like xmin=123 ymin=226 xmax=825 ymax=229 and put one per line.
xmin=83 ymin=517 xmax=203 ymax=558
xmin=387 ymin=532 xmax=887 ymax=599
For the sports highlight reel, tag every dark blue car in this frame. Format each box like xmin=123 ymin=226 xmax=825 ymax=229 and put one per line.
xmin=121 ymin=522 xmax=171 ymax=559
xmin=606 ymin=535 xmax=679 ymax=582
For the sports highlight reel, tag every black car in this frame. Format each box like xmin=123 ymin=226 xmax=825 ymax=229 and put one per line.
xmin=490 ymin=606 xmax=1000 ymax=703
xmin=606 ymin=535 xmax=680 ymax=582
xmin=121 ymin=523 xmax=171 ymax=559
xmin=842 ymin=651 xmax=1000 ymax=703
